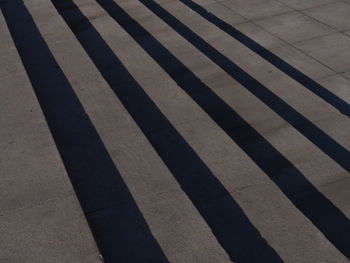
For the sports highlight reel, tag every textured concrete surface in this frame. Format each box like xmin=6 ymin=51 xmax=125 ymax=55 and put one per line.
xmin=1 ymin=0 xmax=350 ymax=262
xmin=0 ymin=6 xmax=100 ymax=263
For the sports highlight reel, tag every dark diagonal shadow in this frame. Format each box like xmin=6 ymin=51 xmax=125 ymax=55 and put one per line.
xmin=178 ymin=0 xmax=350 ymax=117
xmin=137 ymin=0 xmax=350 ymax=188
xmin=0 ymin=1 xmax=170 ymax=262
xmin=94 ymin=0 xmax=350 ymax=259
xmin=49 ymin=0 xmax=285 ymax=262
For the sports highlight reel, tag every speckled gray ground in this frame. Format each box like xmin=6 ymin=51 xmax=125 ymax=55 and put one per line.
xmin=1 ymin=0 xmax=350 ymax=262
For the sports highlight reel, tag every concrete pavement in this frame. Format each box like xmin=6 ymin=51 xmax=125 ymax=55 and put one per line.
xmin=0 ymin=4 xmax=100 ymax=262
xmin=1 ymin=0 xmax=350 ymax=262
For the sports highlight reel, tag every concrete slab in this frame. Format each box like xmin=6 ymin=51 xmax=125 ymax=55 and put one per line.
xmin=343 ymin=70 xmax=350 ymax=79
xmin=220 ymin=0 xmax=292 ymax=20
xmin=303 ymin=2 xmax=350 ymax=32
xmin=233 ymin=21 xmax=288 ymax=50
xmin=0 ymin=195 xmax=100 ymax=263
xmin=275 ymin=0 xmax=334 ymax=10
xmin=316 ymin=73 xmax=350 ymax=103
xmin=255 ymin=11 xmax=335 ymax=43
xmin=294 ymin=33 xmax=350 ymax=73
xmin=270 ymin=44 xmax=335 ymax=79
xmin=195 ymin=1 xmax=247 ymax=26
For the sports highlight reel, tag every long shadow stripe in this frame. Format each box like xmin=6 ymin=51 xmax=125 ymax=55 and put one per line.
xmin=50 ymin=0 xmax=285 ymax=262
xmin=0 ymin=1 xmax=170 ymax=263
xmin=176 ymin=0 xmax=350 ymax=117
xmin=94 ymin=0 xmax=350 ymax=258
xmin=137 ymin=0 xmax=350 ymax=176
